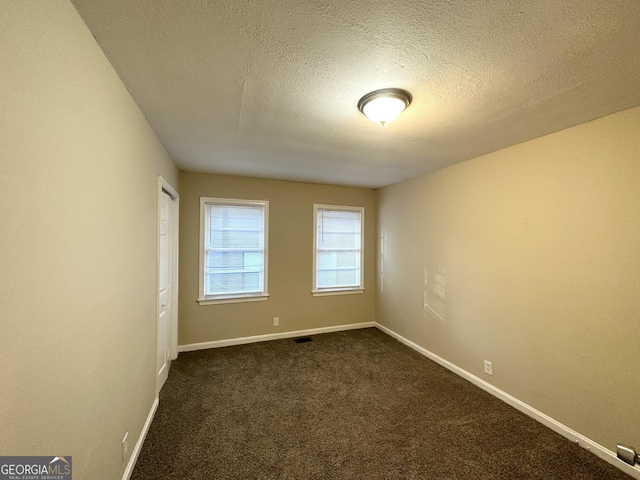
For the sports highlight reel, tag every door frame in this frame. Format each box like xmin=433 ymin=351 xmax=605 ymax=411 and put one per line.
xmin=156 ymin=176 xmax=179 ymax=394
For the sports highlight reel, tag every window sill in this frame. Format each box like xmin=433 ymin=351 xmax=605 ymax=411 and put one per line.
xmin=197 ymin=294 xmax=269 ymax=305
xmin=312 ymin=288 xmax=365 ymax=297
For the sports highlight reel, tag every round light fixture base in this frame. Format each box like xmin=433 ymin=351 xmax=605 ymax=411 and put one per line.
xmin=358 ymin=88 xmax=412 ymax=126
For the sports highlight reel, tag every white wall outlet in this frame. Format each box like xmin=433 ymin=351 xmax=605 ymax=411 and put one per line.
xmin=273 ymin=317 xmax=279 ymax=327
xmin=483 ymin=360 xmax=493 ymax=375
xmin=122 ymin=432 xmax=129 ymax=463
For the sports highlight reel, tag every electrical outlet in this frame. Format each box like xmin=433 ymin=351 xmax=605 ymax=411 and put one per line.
xmin=273 ymin=317 xmax=279 ymax=327
xmin=483 ymin=360 xmax=493 ymax=376
xmin=122 ymin=432 xmax=129 ymax=463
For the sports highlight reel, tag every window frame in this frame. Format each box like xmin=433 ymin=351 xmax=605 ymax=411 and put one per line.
xmin=312 ymin=204 xmax=365 ymax=297
xmin=198 ymin=197 xmax=269 ymax=305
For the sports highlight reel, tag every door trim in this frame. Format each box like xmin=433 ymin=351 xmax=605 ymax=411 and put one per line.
xmin=157 ymin=176 xmax=179 ymax=394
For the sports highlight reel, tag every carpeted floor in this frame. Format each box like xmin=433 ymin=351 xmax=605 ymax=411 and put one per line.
xmin=132 ymin=328 xmax=631 ymax=479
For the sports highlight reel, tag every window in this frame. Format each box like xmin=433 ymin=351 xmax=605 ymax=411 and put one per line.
xmin=198 ymin=197 xmax=269 ymax=304
xmin=313 ymin=204 xmax=364 ymax=296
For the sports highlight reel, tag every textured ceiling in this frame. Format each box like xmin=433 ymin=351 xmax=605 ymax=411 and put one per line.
xmin=71 ymin=0 xmax=640 ymax=188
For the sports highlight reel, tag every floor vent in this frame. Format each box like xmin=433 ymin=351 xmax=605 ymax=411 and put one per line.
xmin=294 ymin=337 xmax=312 ymax=344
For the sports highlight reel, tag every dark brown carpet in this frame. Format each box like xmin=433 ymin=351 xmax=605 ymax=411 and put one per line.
xmin=132 ymin=328 xmax=631 ymax=479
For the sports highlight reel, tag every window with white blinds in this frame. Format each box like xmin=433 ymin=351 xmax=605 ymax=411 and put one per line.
xmin=313 ymin=204 xmax=364 ymax=296
xmin=198 ymin=197 xmax=269 ymax=304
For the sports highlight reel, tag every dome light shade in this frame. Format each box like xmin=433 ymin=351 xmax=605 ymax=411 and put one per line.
xmin=358 ymin=88 xmax=412 ymax=126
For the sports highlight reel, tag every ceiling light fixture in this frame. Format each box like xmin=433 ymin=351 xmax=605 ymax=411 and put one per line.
xmin=357 ymin=88 xmax=412 ymax=126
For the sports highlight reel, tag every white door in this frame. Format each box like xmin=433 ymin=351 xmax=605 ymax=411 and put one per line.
xmin=157 ymin=189 xmax=173 ymax=391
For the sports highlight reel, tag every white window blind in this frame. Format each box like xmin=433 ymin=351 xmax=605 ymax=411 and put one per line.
xmin=200 ymin=199 xmax=268 ymax=303
xmin=314 ymin=206 xmax=364 ymax=293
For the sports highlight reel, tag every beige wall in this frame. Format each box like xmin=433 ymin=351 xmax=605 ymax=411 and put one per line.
xmin=0 ymin=2 xmax=178 ymax=479
xmin=179 ymin=173 xmax=376 ymax=345
xmin=377 ymin=106 xmax=640 ymax=452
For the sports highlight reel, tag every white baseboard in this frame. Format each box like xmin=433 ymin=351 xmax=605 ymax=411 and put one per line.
xmin=374 ymin=322 xmax=640 ymax=480
xmin=178 ymin=321 xmax=376 ymax=353
xmin=122 ymin=396 xmax=159 ymax=480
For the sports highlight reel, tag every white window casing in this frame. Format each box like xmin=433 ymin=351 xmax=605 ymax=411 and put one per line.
xmin=198 ymin=197 xmax=269 ymax=305
xmin=312 ymin=204 xmax=365 ymax=296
